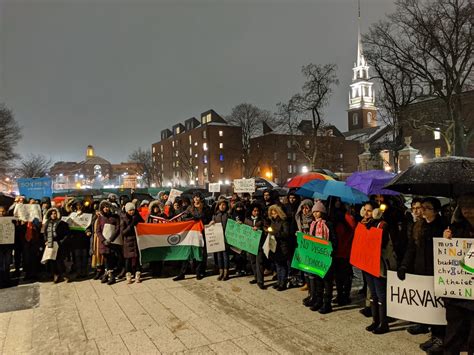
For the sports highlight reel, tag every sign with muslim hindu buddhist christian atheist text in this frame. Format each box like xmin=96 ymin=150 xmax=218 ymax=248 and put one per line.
xmin=433 ymin=238 xmax=474 ymax=300
xmin=0 ymin=217 xmax=15 ymax=245
xmin=291 ymin=232 xmax=333 ymax=278
xmin=387 ymin=271 xmax=446 ymax=325
xmin=224 ymin=219 xmax=261 ymax=255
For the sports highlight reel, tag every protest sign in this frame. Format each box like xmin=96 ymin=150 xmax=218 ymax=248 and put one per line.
xmin=41 ymin=242 xmax=59 ymax=264
xmin=17 ymin=177 xmax=53 ymax=200
xmin=13 ymin=204 xmax=42 ymax=222
xmin=291 ymin=232 xmax=333 ymax=278
xmin=462 ymin=244 xmax=474 ymax=273
xmin=168 ymin=189 xmax=183 ymax=204
xmin=225 ymin=219 xmax=261 ymax=255
xmin=205 ymin=222 xmax=226 ymax=253
xmin=103 ymin=223 xmax=123 ymax=245
xmin=233 ymin=178 xmax=256 ymax=193
xmin=62 ymin=212 xmax=92 ymax=231
xmin=387 ymin=271 xmax=446 ymax=325
xmin=350 ymin=223 xmax=382 ymax=277
xmin=433 ymin=237 xmax=474 ymax=300
xmin=208 ymin=183 xmax=221 ymax=193
xmin=262 ymin=234 xmax=277 ymax=259
xmin=0 ymin=217 xmax=15 ymax=245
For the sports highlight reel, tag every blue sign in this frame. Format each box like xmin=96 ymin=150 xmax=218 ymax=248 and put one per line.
xmin=17 ymin=177 xmax=53 ymax=200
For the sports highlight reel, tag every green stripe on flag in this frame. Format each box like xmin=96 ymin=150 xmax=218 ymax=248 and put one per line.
xmin=140 ymin=246 xmax=203 ymax=263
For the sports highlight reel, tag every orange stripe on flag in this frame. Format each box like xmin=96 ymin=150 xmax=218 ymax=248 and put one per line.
xmin=303 ymin=234 xmax=329 ymax=245
xmin=136 ymin=220 xmax=203 ymax=236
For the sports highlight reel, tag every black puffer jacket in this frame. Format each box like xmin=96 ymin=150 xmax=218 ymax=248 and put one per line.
xmin=269 ymin=217 xmax=290 ymax=262
xmin=120 ymin=211 xmax=144 ymax=259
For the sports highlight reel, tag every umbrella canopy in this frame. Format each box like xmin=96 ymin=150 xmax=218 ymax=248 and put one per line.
xmin=346 ymin=170 xmax=399 ymax=196
xmin=384 ymin=156 xmax=474 ymax=197
xmin=0 ymin=192 xmax=15 ymax=210
xmin=286 ymin=172 xmax=334 ymax=188
xmin=296 ymin=180 xmax=368 ymax=204
xmin=254 ymin=177 xmax=279 ymax=191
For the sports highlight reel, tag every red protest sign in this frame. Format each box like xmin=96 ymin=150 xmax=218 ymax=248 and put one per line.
xmin=350 ymin=223 xmax=382 ymax=277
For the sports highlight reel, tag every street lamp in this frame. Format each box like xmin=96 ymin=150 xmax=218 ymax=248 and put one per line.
xmin=301 ymin=166 xmax=309 ymax=173
xmin=415 ymin=154 xmax=424 ymax=164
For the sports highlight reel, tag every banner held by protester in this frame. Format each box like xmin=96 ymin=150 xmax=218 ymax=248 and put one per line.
xmin=205 ymin=222 xmax=226 ymax=254
xmin=350 ymin=223 xmax=382 ymax=277
xmin=291 ymin=232 xmax=333 ymax=278
xmin=225 ymin=219 xmax=261 ymax=255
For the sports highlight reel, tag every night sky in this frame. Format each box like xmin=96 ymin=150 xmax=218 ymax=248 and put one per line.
xmin=0 ymin=0 xmax=395 ymax=163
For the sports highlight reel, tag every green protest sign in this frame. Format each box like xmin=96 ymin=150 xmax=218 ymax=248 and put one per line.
xmin=291 ymin=231 xmax=333 ymax=277
xmin=224 ymin=219 xmax=262 ymax=255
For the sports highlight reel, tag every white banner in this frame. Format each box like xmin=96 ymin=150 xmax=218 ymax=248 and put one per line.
xmin=62 ymin=212 xmax=92 ymax=231
xmin=387 ymin=271 xmax=446 ymax=325
xmin=0 ymin=217 xmax=15 ymax=245
xmin=103 ymin=223 xmax=123 ymax=245
xmin=205 ymin=222 xmax=226 ymax=253
xmin=233 ymin=178 xmax=255 ymax=193
xmin=41 ymin=242 xmax=59 ymax=264
xmin=168 ymin=189 xmax=183 ymax=204
xmin=208 ymin=183 xmax=221 ymax=193
xmin=433 ymin=237 xmax=474 ymax=300
xmin=13 ymin=204 xmax=42 ymax=222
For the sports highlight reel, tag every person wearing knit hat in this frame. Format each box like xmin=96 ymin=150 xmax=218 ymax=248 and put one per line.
xmin=312 ymin=201 xmax=327 ymax=215
xmin=125 ymin=202 xmax=136 ymax=212
xmin=120 ymin=200 xmax=144 ymax=284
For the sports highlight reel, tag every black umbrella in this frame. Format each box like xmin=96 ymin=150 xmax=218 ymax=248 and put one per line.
xmin=384 ymin=156 xmax=474 ymax=197
xmin=0 ymin=193 xmax=15 ymax=209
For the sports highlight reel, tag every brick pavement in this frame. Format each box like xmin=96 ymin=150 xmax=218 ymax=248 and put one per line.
xmin=0 ymin=274 xmax=426 ymax=354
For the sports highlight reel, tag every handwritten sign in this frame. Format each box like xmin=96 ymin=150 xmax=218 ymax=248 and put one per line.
xmin=62 ymin=212 xmax=93 ymax=231
xmin=208 ymin=183 xmax=221 ymax=193
xmin=433 ymin=238 xmax=474 ymax=300
xmin=205 ymin=222 xmax=226 ymax=253
xmin=225 ymin=219 xmax=261 ymax=255
xmin=13 ymin=204 xmax=42 ymax=222
xmin=291 ymin=232 xmax=333 ymax=278
xmin=350 ymin=223 xmax=382 ymax=277
xmin=41 ymin=242 xmax=58 ymax=264
xmin=0 ymin=217 xmax=15 ymax=244
xmin=168 ymin=189 xmax=183 ymax=204
xmin=387 ymin=271 xmax=446 ymax=325
xmin=233 ymin=178 xmax=256 ymax=193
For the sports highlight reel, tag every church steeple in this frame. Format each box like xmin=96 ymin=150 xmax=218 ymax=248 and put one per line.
xmin=347 ymin=0 xmax=377 ymax=131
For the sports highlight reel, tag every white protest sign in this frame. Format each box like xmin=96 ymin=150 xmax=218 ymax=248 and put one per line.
xmin=13 ymin=204 xmax=42 ymax=222
xmin=168 ymin=189 xmax=183 ymax=204
xmin=63 ymin=212 xmax=93 ymax=231
xmin=433 ymin=237 xmax=474 ymax=300
xmin=208 ymin=183 xmax=221 ymax=193
xmin=205 ymin=222 xmax=226 ymax=253
xmin=41 ymin=242 xmax=59 ymax=264
xmin=462 ymin=244 xmax=474 ymax=273
xmin=233 ymin=178 xmax=255 ymax=193
xmin=103 ymin=223 xmax=123 ymax=245
xmin=387 ymin=271 xmax=446 ymax=325
xmin=0 ymin=217 xmax=15 ymax=245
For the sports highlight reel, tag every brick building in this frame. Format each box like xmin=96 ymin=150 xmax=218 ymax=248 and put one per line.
xmin=152 ymin=110 xmax=243 ymax=187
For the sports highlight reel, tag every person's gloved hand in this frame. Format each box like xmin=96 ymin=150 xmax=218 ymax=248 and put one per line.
xmin=397 ymin=267 xmax=406 ymax=281
xmin=103 ymin=239 xmax=111 ymax=246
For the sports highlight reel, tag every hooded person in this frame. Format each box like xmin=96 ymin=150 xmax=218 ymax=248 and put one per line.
xmin=95 ymin=200 xmax=121 ymax=285
xmin=120 ymin=202 xmax=144 ymax=284
xmin=244 ymin=202 xmax=266 ymax=289
xmin=107 ymin=193 xmax=120 ymax=211
xmin=138 ymin=200 xmax=149 ymax=221
xmin=209 ymin=198 xmax=231 ymax=281
xmin=230 ymin=201 xmax=249 ymax=276
xmin=147 ymin=200 xmax=165 ymax=223
xmin=43 ymin=207 xmax=70 ymax=283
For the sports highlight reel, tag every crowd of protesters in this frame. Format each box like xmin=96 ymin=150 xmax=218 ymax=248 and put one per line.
xmin=0 ymin=188 xmax=472 ymax=355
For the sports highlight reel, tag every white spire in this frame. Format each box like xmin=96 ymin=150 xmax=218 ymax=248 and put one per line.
xmin=356 ymin=0 xmax=364 ymax=67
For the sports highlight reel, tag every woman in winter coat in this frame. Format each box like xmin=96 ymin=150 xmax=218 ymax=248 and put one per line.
xmin=120 ymin=203 xmax=144 ymax=284
xmin=244 ymin=203 xmax=265 ymax=289
xmin=295 ymin=199 xmax=314 ymax=295
xmin=442 ymin=193 xmax=474 ymax=355
xmin=209 ymin=199 xmax=230 ymax=281
xmin=43 ymin=207 xmax=70 ymax=283
xmin=267 ymin=204 xmax=290 ymax=291
xmin=96 ymin=200 xmax=121 ymax=285
xmin=230 ymin=201 xmax=248 ymax=276
xmin=307 ymin=201 xmax=337 ymax=314
xmin=91 ymin=207 xmax=105 ymax=280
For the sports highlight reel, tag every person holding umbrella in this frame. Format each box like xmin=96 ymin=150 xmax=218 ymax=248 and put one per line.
xmin=442 ymin=193 xmax=474 ymax=355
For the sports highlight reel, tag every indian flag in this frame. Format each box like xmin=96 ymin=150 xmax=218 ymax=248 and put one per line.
xmin=135 ymin=221 xmax=204 ymax=263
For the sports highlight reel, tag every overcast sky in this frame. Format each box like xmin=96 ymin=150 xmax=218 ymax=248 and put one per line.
xmin=1 ymin=0 xmax=396 ymax=164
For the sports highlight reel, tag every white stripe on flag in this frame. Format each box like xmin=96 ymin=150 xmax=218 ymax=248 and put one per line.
xmin=137 ymin=230 xmax=204 ymax=249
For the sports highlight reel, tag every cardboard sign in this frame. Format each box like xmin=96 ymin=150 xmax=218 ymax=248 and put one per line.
xmin=433 ymin=238 xmax=474 ymax=300
xmin=291 ymin=232 xmax=333 ymax=278
xmin=62 ymin=212 xmax=92 ymax=231
xmin=204 ymin=222 xmax=226 ymax=253
xmin=233 ymin=178 xmax=256 ymax=193
xmin=17 ymin=177 xmax=53 ymax=200
xmin=168 ymin=189 xmax=183 ymax=204
xmin=387 ymin=271 xmax=446 ymax=325
xmin=225 ymin=219 xmax=262 ymax=255
xmin=350 ymin=223 xmax=382 ymax=277
xmin=13 ymin=204 xmax=42 ymax=222
xmin=0 ymin=217 xmax=15 ymax=245
xmin=208 ymin=183 xmax=221 ymax=193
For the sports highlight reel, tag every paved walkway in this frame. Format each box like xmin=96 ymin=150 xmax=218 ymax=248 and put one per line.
xmin=0 ymin=273 xmax=426 ymax=354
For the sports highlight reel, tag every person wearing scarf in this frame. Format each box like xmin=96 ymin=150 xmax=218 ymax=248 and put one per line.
xmin=43 ymin=208 xmax=70 ymax=283
xmin=267 ymin=204 xmax=290 ymax=291
xmin=244 ymin=203 xmax=265 ymax=289
xmin=210 ymin=199 xmax=231 ymax=281
xmin=307 ymin=201 xmax=337 ymax=314
xmin=296 ymin=199 xmax=315 ymax=296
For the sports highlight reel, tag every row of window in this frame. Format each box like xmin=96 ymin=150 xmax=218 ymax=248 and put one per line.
xmin=170 ymin=166 xmax=225 ymax=178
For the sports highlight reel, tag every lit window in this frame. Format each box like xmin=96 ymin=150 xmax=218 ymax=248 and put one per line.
xmin=353 ymin=113 xmax=359 ymax=125
xmin=434 ymin=129 xmax=441 ymax=140
xmin=219 ymin=154 xmax=224 ymax=162
xmin=203 ymin=143 xmax=208 ymax=151
xmin=189 ymin=135 xmax=192 ymax=144
xmin=152 ymin=147 xmax=155 ymax=153
xmin=194 ymin=141 xmax=198 ymax=146
xmin=288 ymin=165 xmax=292 ymax=173
xmin=219 ymin=143 xmax=223 ymax=149
xmin=434 ymin=147 xmax=441 ymax=157
xmin=219 ymin=130 xmax=223 ymax=137
xmin=305 ymin=141 xmax=310 ymax=148
xmin=194 ymin=153 xmax=198 ymax=158
xmin=176 ymin=126 xmax=181 ymax=134
xmin=195 ymin=165 xmax=198 ymax=170
xmin=287 ymin=152 xmax=292 ymax=160
xmin=160 ymin=145 xmax=163 ymax=152
xmin=175 ymin=150 xmax=179 ymax=157
xmin=152 ymin=156 xmax=155 ymax=162
xmin=203 ymin=130 xmax=207 ymax=139
xmin=203 ymin=155 xmax=208 ymax=164
xmin=172 ymin=162 xmax=175 ymax=167
xmin=204 ymin=167 xmax=208 ymax=176
xmin=189 ymin=147 xmax=192 ymax=156
xmin=176 ymin=161 xmax=180 ymax=167
xmin=220 ymin=167 xmax=224 ymax=174
xmin=172 ymin=141 xmax=175 ymax=148
xmin=207 ymin=114 xmax=211 ymax=123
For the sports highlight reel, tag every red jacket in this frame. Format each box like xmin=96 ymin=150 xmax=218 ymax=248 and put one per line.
xmin=334 ymin=213 xmax=356 ymax=259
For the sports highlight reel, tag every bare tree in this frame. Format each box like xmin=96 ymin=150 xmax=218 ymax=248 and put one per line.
xmin=226 ymin=103 xmax=273 ymax=177
xmin=175 ymin=143 xmax=195 ymax=182
xmin=0 ymin=105 xmax=22 ymax=173
xmin=364 ymin=0 xmax=473 ymax=156
xmin=16 ymin=154 xmax=52 ymax=178
xmin=129 ymin=148 xmax=160 ymax=187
